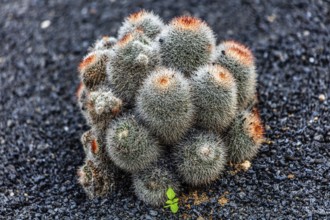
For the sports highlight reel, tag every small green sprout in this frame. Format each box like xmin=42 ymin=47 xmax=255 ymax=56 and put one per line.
xmin=164 ymin=187 xmax=179 ymax=213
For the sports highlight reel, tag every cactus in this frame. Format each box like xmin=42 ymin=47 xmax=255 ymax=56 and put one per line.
xmin=106 ymin=114 xmax=162 ymax=172
xmin=77 ymin=159 xmax=117 ymax=198
xmin=173 ymin=130 xmax=227 ymax=186
xmin=78 ymin=130 xmax=120 ymax=198
xmin=118 ymin=10 xmax=164 ymax=40
xmin=136 ymin=67 xmax=194 ymax=145
xmin=79 ymin=50 xmax=110 ymax=91
xmin=85 ymin=90 xmax=122 ymax=132
xmin=224 ymin=109 xmax=264 ymax=163
xmin=191 ymin=64 xmax=237 ymax=133
xmin=76 ymin=12 xmax=264 ymax=206
xmin=90 ymin=91 xmax=121 ymax=115
xmin=158 ymin=16 xmax=216 ymax=76
xmin=132 ymin=160 xmax=181 ymax=206
xmin=215 ymin=40 xmax=257 ymax=109
xmin=108 ymin=30 xmax=160 ymax=105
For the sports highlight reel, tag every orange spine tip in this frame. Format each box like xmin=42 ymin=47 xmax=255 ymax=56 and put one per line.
xmin=91 ymin=139 xmax=99 ymax=154
xmin=218 ymin=72 xmax=227 ymax=80
xmin=128 ymin=10 xmax=146 ymax=22
xmin=227 ymin=47 xmax=254 ymax=67
xmin=223 ymin=41 xmax=254 ymax=67
xmin=212 ymin=65 xmax=234 ymax=86
xmin=154 ymin=74 xmax=172 ymax=90
xmin=117 ymin=33 xmax=134 ymax=47
xmin=253 ymin=123 xmax=264 ymax=140
xmin=224 ymin=40 xmax=248 ymax=49
xmin=158 ymin=76 xmax=169 ymax=86
xmin=79 ymin=54 xmax=96 ymax=71
xmin=171 ymin=16 xmax=203 ymax=30
xmin=247 ymin=109 xmax=264 ymax=144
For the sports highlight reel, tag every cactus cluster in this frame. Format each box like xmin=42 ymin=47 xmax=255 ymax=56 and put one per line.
xmin=76 ymin=11 xmax=264 ymax=206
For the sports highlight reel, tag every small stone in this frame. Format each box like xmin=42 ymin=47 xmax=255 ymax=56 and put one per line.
xmin=41 ymin=20 xmax=51 ymax=29
xmin=144 ymin=215 xmax=153 ymax=220
xmin=7 ymin=120 xmax=13 ymax=127
xmin=239 ymin=160 xmax=251 ymax=172
xmin=287 ymin=174 xmax=295 ymax=179
xmin=313 ymin=134 xmax=323 ymax=142
xmin=319 ymin=94 xmax=326 ymax=102
xmin=317 ymin=208 xmax=327 ymax=216
xmin=0 ymin=57 xmax=4 ymax=64
xmin=266 ymin=14 xmax=276 ymax=23
xmin=218 ymin=197 xmax=228 ymax=206
xmin=149 ymin=210 xmax=158 ymax=216
xmin=238 ymin=192 xmax=246 ymax=199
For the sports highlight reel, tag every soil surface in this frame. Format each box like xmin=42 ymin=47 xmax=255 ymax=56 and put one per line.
xmin=0 ymin=0 xmax=329 ymax=219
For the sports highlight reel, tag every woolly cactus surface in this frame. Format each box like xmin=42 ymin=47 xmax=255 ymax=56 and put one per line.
xmin=76 ymin=11 xmax=264 ymax=206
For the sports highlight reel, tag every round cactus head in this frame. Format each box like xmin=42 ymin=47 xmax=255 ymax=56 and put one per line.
xmin=158 ymin=16 xmax=216 ymax=76
xmin=79 ymin=50 xmax=109 ymax=91
xmin=173 ymin=131 xmax=227 ymax=186
xmin=108 ymin=30 xmax=160 ymax=105
xmin=216 ymin=41 xmax=257 ymax=109
xmin=136 ymin=67 xmax=194 ymax=145
xmin=218 ymin=40 xmax=255 ymax=68
xmin=224 ymin=108 xmax=264 ymax=163
xmin=77 ymin=160 xmax=116 ymax=198
xmin=106 ymin=115 xmax=162 ymax=172
xmin=118 ymin=10 xmax=164 ymax=40
xmin=83 ymin=90 xmax=122 ymax=132
xmin=191 ymin=64 xmax=237 ymax=133
xmin=132 ymin=161 xmax=180 ymax=206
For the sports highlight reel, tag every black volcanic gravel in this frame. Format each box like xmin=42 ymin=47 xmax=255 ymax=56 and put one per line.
xmin=0 ymin=0 xmax=329 ymax=219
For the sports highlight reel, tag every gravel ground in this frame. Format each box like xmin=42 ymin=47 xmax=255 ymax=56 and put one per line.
xmin=0 ymin=0 xmax=329 ymax=219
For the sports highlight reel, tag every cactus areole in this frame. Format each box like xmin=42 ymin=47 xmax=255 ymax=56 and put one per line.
xmin=76 ymin=11 xmax=264 ymax=206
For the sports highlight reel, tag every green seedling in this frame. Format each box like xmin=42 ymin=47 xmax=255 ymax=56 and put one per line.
xmin=164 ymin=187 xmax=179 ymax=213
